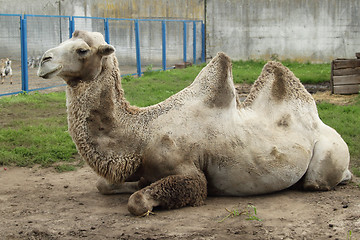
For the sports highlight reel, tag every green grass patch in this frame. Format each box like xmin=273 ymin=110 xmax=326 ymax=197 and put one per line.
xmin=229 ymin=60 xmax=330 ymax=84
xmin=123 ymin=64 xmax=206 ymax=106
xmin=351 ymin=167 xmax=360 ymax=178
xmin=0 ymin=91 xmax=77 ymax=167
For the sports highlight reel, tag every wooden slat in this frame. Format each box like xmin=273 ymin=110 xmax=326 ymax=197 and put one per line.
xmin=331 ymin=61 xmax=334 ymax=93
xmin=333 ymin=85 xmax=360 ymax=94
xmin=333 ymin=75 xmax=360 ymax=86
xmin=332 ymin=59 xmax=360 ymax=70
xmin=333 ymin=67 xmax=360 ymax=76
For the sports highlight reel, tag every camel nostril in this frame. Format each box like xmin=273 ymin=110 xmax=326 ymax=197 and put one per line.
xmin=40 ymin=56 xmax=52 ymax=66
xmin=40 ymin=52 xmax=54 ymax=66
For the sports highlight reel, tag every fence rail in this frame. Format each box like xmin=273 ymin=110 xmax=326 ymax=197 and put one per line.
xmin=0 ymin=14 xmax=205 ymax=97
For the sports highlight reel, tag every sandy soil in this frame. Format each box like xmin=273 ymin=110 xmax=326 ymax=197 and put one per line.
xmin=0 ymin=165 xmax=359 ymax=240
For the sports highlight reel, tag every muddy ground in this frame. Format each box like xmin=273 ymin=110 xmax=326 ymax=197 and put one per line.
xmin=1 ymin=82 xmax=360 ymax=240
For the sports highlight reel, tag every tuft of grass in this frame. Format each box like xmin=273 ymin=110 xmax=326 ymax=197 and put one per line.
xmin=218 ymin=204 xmax=261 ymax=223
xmin=121 ymin=74 xmax=135 ymax=82
xmin=55 ymin=164 xmax=77 ymax=172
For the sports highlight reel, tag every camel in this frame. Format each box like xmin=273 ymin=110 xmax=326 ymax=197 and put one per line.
xmin=38 ymin=30 xmax=351 ymax=216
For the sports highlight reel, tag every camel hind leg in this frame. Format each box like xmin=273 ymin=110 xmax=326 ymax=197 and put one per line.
xmin=302 ymin=126 xmax=351 ymax=191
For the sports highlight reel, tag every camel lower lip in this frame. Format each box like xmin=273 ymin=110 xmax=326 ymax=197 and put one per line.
xmin=38 ymin=65 xmax=63 ymax=79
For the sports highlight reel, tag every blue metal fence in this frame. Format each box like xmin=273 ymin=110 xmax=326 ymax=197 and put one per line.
xmin=0 ymin=14 xmax=205 ymax=97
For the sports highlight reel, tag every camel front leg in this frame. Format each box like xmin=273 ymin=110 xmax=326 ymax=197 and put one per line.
xmin=96 ymin=178 xmax=140 ymax=194
xmin=127 ymin=173 xmax=207 ymax=216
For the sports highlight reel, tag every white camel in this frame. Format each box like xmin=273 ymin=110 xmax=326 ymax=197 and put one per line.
xmin=38 ymin=30 xmax=351 ymax=216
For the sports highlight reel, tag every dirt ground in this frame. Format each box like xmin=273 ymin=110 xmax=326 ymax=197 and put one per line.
xmin=1 ymin=81 xmax=360 ymax=239
xmin=0 ymin=165 xmax=359 ymax=240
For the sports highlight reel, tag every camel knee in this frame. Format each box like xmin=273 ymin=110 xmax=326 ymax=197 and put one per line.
xmin=97 ymin=178 xmax=140 ymax=195
xmin=96 ymin=178 xmax=113 ymax=194
xmin=96 ymin=178 xmax=124 ymax=195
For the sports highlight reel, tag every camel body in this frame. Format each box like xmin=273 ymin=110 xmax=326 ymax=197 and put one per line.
xmin=38 ymin=31 xmax=351 ymax=215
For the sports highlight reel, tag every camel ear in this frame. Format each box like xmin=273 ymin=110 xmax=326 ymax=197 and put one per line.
xmin=98 ymin=44 xmax=115 ymax=56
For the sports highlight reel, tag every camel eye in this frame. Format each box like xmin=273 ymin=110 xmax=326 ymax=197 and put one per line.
xmin=76 ymin=48 xmax=89 ymax=56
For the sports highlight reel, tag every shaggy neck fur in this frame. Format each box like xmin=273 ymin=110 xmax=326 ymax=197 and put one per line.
xmin=66 ymin=56 xmax=143 ymax=183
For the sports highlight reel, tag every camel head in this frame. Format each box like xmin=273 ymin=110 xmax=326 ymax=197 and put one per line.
xmin=37 ymin=30 xmax=115 ymax=84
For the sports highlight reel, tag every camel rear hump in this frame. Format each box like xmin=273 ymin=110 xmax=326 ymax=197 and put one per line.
xmin=243 ymin=61 xmax=314 ymax=109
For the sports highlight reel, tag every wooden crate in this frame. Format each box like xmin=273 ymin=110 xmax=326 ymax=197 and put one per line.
xmin=331 ymin=58 xmax=360 ymax=94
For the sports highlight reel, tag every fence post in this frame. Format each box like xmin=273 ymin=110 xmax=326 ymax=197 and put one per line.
xmin=162 ymin=21 xmax=166 ymax=71
xmin=183 ymin=21 xmax=187 ymax=63
xmin=20 ymin=15 xmax=28 ymax=92
xmin=69 ymin=16 xmax=75 ymax=38
xmin=104 ymin=18 xmax=110 ymax=44
xmin=201 ymin=22 xmax=205 ymax=63
xmin=134 ymin=20 xmax=142 ymax=77
xmin=193 ymin=21 xmax=196 ymax=64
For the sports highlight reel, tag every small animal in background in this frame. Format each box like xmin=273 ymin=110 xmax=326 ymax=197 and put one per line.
xmin=28 ymin=56 xmax=41 ymax=68
xmin=1 ymin=58 xmax=12 ymax=84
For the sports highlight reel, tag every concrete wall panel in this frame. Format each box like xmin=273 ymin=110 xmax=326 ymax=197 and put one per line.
xmin=206 ymin=0 xmax=360 ymax=62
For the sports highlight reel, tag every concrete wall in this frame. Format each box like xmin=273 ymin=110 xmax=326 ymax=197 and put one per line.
xmin=1 ymin=0 xmax=359 ymax=64
xmin=206 ymin=0 xmax=360 ymax=62
xmin=0 ymin=0 xmax=204 ymax=20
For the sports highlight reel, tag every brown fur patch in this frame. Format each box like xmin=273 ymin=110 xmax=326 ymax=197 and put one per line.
xmin=277 ymin=114 xmax=291 ymax=128
xmin=272 ymin=67 xmax=286 ymax=101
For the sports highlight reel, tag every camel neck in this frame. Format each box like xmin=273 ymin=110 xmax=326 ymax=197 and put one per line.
xmin=65 ymin=66 xmax=143 ymax=183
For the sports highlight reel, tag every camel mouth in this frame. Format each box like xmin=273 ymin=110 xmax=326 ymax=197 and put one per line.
xmin=37 ymin=65 xmax=63 ymax=79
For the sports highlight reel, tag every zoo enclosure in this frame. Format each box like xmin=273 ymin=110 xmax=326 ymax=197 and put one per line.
xmin=0 ymin=14 xmax=205 ymax=97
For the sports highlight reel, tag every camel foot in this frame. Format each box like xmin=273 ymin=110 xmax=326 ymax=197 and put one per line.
xmin=128 ymin=190 xmax=159 ymax=216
